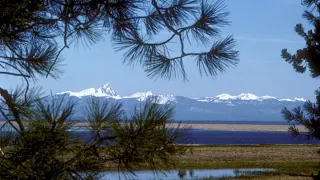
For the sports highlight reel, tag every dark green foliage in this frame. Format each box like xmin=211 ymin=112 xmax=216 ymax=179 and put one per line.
xmin=281 ymin=0 xmax=320 ymax=78
xmin=281 ymin=0 xmax=320 ymax=140
xmin=84 ymin=97 xmax=123 ymax=141
xmin=2 ymin=126 xmax=70 ymax=179
xmin=0 ymin=93 xmax=186 ymax=179
xmin=0 ymin=95 xmax=80 ymax=179
xmin=281 ymin=89 xmax=320 ymax=140
xmin=110 ymin=98 xmax=186 ymax=171
xmin=0 ymin=0 xmax=238 ymax=81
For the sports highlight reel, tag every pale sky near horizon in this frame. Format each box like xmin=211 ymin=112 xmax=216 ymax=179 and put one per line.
xmin=1 ymin=0 xmax=319 ymax=100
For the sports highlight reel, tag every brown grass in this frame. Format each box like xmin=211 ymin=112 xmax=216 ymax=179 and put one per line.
xmin=175 ymin=145 xmax=320 ymax=163
xmin=96 ymin=145 xmax=320 ymax=179
xmin=224 ymin=175 xmax=313 ymax=180
xmin=98 ymin=145 xmax=320 ymax=171
xmin=175 ymin=145 xmax=320 ymax=179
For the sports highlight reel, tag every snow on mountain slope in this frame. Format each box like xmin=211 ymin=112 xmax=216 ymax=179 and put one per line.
xmin=279 ymin=98 xmax=307 ymax=102
xmin=123 ymin=91 xmax=176 ymax=104
xmin=56 ymin=84 xmax=306 ymax=103
xmin=259 ymin=96 xmax=277 ymax=100
xmin=54 ymin=84 xmax=308 ymax=121
xmin=196 ymin=93 xmax=305 ymax=102
xmin=58 ymin=84 xmax=176 ymax=104
xmin=123 ymin=91 xmax=153 ymax=100
xmin=215 ymin=93 xmax=237 ymax=100
xmin=57 ymin=83 xmax=121 ymax=99
xmin=238 ymin=93 xmax=259 ymax=100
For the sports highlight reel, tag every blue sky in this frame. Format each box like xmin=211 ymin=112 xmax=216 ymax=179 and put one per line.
xmin=1 ymin=0 xmax=319 ymax=100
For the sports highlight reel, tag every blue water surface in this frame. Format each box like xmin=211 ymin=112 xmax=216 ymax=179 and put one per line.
xmin=185 ymin=129 xmax=320 ymax=145
xmin=69 ymin=127 xmax=320 ymax=145
xmin=101 ymin=168 xmax=275 ymax=180
xmin=2 ymin=125 xmax=319 ymax=145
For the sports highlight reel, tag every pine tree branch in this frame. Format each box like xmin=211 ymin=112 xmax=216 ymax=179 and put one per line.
xmin=0 ymin=71 xmax=30 ymax=78
xmin=0 ymin=109 xmax=19 ymax=132
xmin=151 ymin=0 xmax=180 ymax=34
xmin=0 ymin=88 xmax=24 ymax=131
xmin=45 ymin=45 xmax=66 ymax=78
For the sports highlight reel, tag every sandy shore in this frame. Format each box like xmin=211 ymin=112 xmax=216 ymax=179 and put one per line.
xmin=175 ymin=123 xmax=306 ymax=132
xmin=0 ymin=121 xmax=305 ymax=132
xmin=71 ymin=122 xmax=305 ymax=132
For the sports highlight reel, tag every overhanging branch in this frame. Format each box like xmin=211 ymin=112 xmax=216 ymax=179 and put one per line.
xmin=0 ymin=88 xmax=25 ymax=131
xmin=0 ymin=71 xmax=31 ymax=78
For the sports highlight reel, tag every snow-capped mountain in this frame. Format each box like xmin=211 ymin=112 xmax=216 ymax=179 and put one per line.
xmin=123 ymin=92 xmax=176 ymax=104
xmin=195 ymin=93 xmax=305 ymax=102
xmin=56 ymin=84 xmax=307 ymax=121
xmin=57 ymin=83 xmax=121 ymax=99
xmin=58 ymin=84 xmax=177 ymax=104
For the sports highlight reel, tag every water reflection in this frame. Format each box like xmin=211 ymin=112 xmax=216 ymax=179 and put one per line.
xmin=102 ymin=168 xmax=275 ymax=180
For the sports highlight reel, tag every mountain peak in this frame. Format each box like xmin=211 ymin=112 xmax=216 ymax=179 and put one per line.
xmin=200 ymin=93 xmax=304 ymax=102
xmin=57 ymin=84 xmax=307 ymax=103
xmin=102 ymin=83 xmax=111 ymax=89
xmin=214 ymin=93 xmax=259 ymax=100
xmin=54 ymin=86 xmax=308 ymax=121
xmin=98 ymin=83 xmax=117 ymax=97
xmin=238 ymin=93 xmax=258 ymax=100
xmin=215 ymin=93 xmax=236 ymax=100
xmin=260 ymin=95 xmax=277 ymax=99
xmin=123 ymin=91 xmax=177 ymax=104
xmin=57 ymin=83 xmax=120 ymax=98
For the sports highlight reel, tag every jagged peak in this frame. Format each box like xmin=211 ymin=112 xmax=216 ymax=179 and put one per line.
xmin=57 ymin=83 xmax=120 ymax=98
xmin=56 ymin=84 xmax=307 ymax=103
xmin=97 ymin=83 xmax=117 ymax=96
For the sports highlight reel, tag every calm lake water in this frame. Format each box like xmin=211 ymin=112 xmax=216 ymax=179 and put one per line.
xmin=72 ymin=128 xmax=320 ymax=145
xmin=2 ymin=124 xmax=319 ymax=145
xmin=101 ymin=168 xmax=275 ymax=180
xmin=66 ymin=120 xmax=320 ymax=145
xmin=185 ymin=129 xmax=320 ymax=145
xmin=177 ymin=120 xmax=290 ymax=125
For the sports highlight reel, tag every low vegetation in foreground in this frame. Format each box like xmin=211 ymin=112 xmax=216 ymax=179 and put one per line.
xmin=180 ymin=145 xmax=320 ymax=180
xmin=99 ymin=145 xmax=320 ymax=179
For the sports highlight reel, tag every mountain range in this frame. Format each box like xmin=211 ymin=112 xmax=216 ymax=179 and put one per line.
xmin=55 ymin=84 xmax=307 ymax=122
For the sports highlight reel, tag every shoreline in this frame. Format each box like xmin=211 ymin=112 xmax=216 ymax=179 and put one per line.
xmin=71 ymin=122 xmax=305 ymax=132
xmin=0 ymin=121 xmax=306 ymax=132
xmin=175 ymin=123 xmax=306 ymax=132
